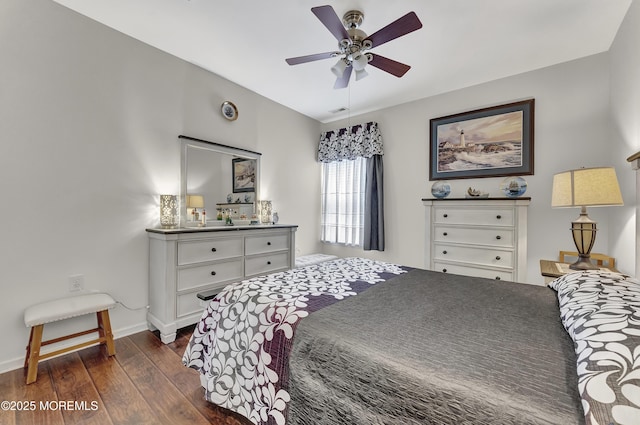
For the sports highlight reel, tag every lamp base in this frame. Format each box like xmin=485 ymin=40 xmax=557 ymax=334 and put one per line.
xmin=569 ymin=255 xmax=599 ymax=271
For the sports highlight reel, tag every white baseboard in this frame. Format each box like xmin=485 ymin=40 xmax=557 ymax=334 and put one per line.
xmin=0 ymin=321 xmax=151 ymax=375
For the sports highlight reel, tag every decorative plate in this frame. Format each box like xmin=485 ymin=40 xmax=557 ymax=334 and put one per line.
xmin=431 ymin=181 xmax=451 ymax=199
xmin=221 ymin=101 xmax=238 ymax=121
xmin=500 ymin=176 xmax=527 ymax=198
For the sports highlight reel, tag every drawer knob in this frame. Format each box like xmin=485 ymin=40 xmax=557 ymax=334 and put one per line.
xmin=267 ymin=241 xmax=271 ymax=246
xmin=267 ymin=261 xmax=271 ymax=265
xmin=442 ymin=250 xmax=448 ymax=255
xmin=443 ymin=232 xmax=448 ymax=236
xmin=496 ymin=215 xmax=502 ymax=219
xmin=210 ymin=271 xmax=216 ymax=276
xmin=442 ymin=268 xmax=447 ymax=273
xmin=211 ymin=247 xmax=217 ymax=252
xmin=496 ymin=235 xmax=501 ymax=240
xmin=443 ymin=214 xmax=448 ymax=218
xmin=495 ymin=276 xmax=501 ymax=280
xmin=495 ymin=256 xmax=501 ymax=261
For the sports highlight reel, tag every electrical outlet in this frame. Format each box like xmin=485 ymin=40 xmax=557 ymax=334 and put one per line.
xmin=68 ymin=275 xmax=84 ymax=292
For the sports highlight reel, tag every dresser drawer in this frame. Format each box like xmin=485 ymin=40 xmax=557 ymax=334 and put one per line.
xmin=433 ymin=261 xmax=514 ymax=281
xmin=433 ymin=226 xmax=514 ymax=247
xmin=433 ymin=207 xmax=514 ymax=226
xmin=177 ymin=258 xmax=244 ymax=291
xmin=433 ymin=243 xmax=514 ymax=268
xmin=245 ymin=252 xmax=290 ymax=277
xmin=178 ymin=237 xmax=243 ymax=265
xmin=245 ymin=233 xmax=289 ymax=255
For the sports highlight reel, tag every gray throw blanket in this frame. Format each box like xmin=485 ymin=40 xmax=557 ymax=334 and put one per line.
xmin=288 ymin=268 xmax=584 ymax=425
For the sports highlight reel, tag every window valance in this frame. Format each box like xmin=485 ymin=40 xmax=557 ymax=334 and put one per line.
xmin=318 ymin=121 xmax=383 ymax=162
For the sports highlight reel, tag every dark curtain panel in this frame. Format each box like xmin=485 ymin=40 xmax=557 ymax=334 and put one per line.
xmin=364 ymin=154 xmax=384 ymax=251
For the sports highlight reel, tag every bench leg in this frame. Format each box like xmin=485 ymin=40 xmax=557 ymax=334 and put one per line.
xmin=97 ymin=310 xmax=115 ymax=356
xmin=25 ymin=324 xmax=44 ymax=384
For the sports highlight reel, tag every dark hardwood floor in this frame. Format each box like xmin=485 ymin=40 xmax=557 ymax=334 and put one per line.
xmin=0 ymin=326 xmax=252 ymax=425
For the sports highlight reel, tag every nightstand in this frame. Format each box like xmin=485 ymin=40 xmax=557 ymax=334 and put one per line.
xmin=539 ymin=259 xmax=619 ymax=284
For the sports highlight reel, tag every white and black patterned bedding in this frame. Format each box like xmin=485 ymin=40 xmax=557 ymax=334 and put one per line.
xmin=548 ymin=271 xmax=640 ymax=425
xmin=182 ymin=257 xmax=410 ymax=424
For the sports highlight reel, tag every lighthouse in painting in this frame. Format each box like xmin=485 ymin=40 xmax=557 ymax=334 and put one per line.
xmin=459 ymin=129 xmax=466 ymax=147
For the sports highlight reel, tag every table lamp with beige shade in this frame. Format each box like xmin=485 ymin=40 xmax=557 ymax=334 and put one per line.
xmin=186 ymin=195 xmax=204 ymax=222
xmin=551 ymin=167 xmax=623 ymax=270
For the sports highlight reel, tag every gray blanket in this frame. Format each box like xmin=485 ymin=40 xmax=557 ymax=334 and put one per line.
xmin=288 ymin=269 xmax=584 ymax=424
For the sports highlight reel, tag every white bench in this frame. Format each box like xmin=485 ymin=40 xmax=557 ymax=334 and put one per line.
xmin=23 ymin=293 xmax=116 ymax=384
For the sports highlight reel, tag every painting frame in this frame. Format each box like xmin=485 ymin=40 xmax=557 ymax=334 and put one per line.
xmin=429 ymin=99 xmax=534 ymax=180
xmin=232 ymin=157 xmax=256 ymax=193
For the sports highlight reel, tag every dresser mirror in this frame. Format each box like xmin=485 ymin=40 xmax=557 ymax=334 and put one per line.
xmin=179 ymin=135 xmax=261 ymax=227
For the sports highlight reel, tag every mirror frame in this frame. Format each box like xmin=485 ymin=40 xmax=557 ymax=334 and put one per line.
xmin=179 ymin=135 xmax=261 ymax=227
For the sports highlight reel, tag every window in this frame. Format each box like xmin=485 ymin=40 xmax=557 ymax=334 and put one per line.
xmin=320 ymin=157 xmax=366 ymax=246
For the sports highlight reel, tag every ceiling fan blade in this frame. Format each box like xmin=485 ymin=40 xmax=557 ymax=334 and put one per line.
xmin=333 ymin=66 xmax=353 ymax=89
xmin=286 ymin=51 xmax=338 ymax=65
xmin=364 ymin=11 xmax=422 ymax=48
xmin=368 ymin=54 xmax=411 ymax=77
xmin=312 ymin=5 xmax=350 ymax=41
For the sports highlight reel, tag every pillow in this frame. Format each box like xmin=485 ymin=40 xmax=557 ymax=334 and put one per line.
xmin=548 ymin=270 xmax=640 ymax=424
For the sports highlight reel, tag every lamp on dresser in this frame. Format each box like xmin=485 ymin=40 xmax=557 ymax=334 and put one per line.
xmin=551 ymin=167 xmax=623 ymax=270
xmin=159 ymin=195 xmax=179 ymax=229
xmin=186 ymin=194 xmax=204 ymax=222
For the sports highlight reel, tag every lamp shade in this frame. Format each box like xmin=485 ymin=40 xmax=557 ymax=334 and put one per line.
xmin=352 ymin=53 xmax=368 ymax=71
xmin=160 ymin=195 xmax=179 ymax=229
xmin=186 ymin=195 xmax=204 ymax=209
xmin=551 ymin=167 xmax=623 ymax=208
xmin=331 ymin=59 xmax=348 ymax=77
xmin=260 ymin=200 xmax=272 ymax=224
xmin=355 ymin=68 xmax=369 ymax=81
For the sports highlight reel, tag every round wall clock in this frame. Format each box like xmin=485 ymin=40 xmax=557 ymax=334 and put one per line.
xmin=221 ymin=101 xmax=238 ymax=121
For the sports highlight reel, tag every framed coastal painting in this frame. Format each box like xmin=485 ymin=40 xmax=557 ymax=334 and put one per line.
xmin=429 ymin=99 xmax=534 ymax=180
xmin=232 ymin=158 xmax=256 ymax=193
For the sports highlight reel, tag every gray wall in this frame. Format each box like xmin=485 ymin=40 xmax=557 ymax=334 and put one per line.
xmin=0 ymin=0 xmax=321 ymax=372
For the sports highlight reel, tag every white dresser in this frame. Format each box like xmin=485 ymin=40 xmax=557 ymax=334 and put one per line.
xmin=422 ymin=198 xmax=530 ymax=282
xmin=146 ymin=224 xmax=297 ymax=343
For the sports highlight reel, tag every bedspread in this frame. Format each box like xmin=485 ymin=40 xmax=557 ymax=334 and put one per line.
xmin=182 ymin=257 xmax=410 ymax=425
xmin=287 ymin=268 xmax=584 ymax=425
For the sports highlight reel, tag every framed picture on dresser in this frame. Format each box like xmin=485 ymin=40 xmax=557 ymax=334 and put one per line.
xmin=429 ymin=99 xmax=534 ymax=180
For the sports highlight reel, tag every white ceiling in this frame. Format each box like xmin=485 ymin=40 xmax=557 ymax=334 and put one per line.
xmin=52 ymin=0 xmax=631 ymax=123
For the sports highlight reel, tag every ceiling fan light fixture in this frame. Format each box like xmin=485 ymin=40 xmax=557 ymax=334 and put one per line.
xmin=352 ymin=52 xmax=368 ymax=71
xmin=355 ymin=68 xmax=369 ymax=81
xmin=331 ymin=58 xmax=348 ymax=77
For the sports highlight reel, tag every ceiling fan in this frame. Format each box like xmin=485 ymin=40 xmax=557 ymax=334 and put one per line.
xmin=285 ymin=5 xmax=423 ymax=89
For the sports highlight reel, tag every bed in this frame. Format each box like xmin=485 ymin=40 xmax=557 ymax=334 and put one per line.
xmin=182 ymin=257 xmax=640 ymax=425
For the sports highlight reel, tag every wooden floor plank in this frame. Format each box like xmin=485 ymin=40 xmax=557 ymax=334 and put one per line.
xmin=78 ymin=343 xmax=159 ymax=425
xmin=0 ymin=327 xmax=249 ymax=425
xmin=114 ymin=336 xmax=211 ymax=425
xmin=129 ymin=330 xmax=252 ymax=425
xmin=0 ymin=368 xmax=20 ymax=425
xmin=47 ymin=352 xmax=112 ymax=425
xmin=13 ymin=363 xmax=65 ymax=425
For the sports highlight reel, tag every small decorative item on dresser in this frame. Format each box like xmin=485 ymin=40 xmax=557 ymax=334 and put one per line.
xmin=500 ymin=176 xmax=527 ymax=198
xmin=431 ymin=181 xmax=451 ymax=199
xmin=159 ymin=195 xmax=179 ymax=229
xmin=465 ymin=187 xmax=489 ymax=198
